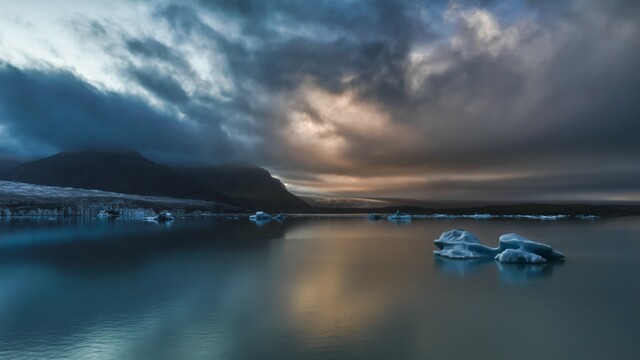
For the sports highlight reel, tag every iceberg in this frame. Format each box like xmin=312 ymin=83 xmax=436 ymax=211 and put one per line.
xmin=249 ymin=211 xmax=272 ymax=221
xmin=388 ymin=210 xmax=411 ymax=221
xmin=433 ymin=229 xmax=497 ymax=259
xmin=576 ymin=214 xmax=600 ymax=220
xmin=144 ymin=211 xmax=175 ymax=223
xmin=433 ymin=230 xmax=565 ymax=263
xmin=368 ymin=214 xmax=383 ymax=221
xmin=496 ymin=233 xmax=565 ymax=262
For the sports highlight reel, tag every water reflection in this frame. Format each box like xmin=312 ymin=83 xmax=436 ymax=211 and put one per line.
xmin=496 ymin=261 xmax=564 ymax=285
xmin=435 ymin=257 xmax=493 ymax=278
xmin=0 ymin=217 xmax=638 ymax=360
xmin=435 ymin=256 xmax=564 ymax=284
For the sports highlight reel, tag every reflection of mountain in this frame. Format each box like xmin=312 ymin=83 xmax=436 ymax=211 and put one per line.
xmin=0 ymin=219 xmax=287 ymax=269
xmin=0 ymin=220 xmax=278 ymax=359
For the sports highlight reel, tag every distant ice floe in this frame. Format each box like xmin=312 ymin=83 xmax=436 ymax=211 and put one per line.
xmin=249 ymin=211 xmax=285 ymax=225
xmin=575 ymin=214 xmax=600 ymax=220
xmin=387 ymin=210 xmax=412 ymax=222
xmin=434 ymin=229 xmax=565 ymax=264
xmin=410 ymin=213 xmax=602 ymax=220
xmin=424 ymin=214 xmax=571 ymax=220
xmin=144 ymin=211 xmax=175 ymax=223
xmin=249 ymin=211 xmax=272 ymax=221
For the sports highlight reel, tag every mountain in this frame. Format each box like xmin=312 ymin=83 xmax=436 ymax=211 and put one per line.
xmin=0 ymin=156 xmax=24 ymax=173
xmin=0 ymin=151 xmax=310 ymax=212
xmin=0 ymin=151 xmax=230 ymax=204
xmin=178 ymin=166 xmax=311 ymax=212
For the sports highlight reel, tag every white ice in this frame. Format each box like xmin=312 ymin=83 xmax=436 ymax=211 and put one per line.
xmin=249 ymin=211 xmax=272 ymax=221
xmin=433 ymin=229 xmax=565 ymax=263
xmin=388 ymin=210 xmax=412 ymax=221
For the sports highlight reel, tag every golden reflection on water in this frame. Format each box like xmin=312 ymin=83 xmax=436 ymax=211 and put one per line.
xmin=281 ymin=220 xmax=431 ymax=341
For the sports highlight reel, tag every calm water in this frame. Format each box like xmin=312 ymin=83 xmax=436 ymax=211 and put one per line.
xmin=1 ymin=217 xmax=639 ymax=360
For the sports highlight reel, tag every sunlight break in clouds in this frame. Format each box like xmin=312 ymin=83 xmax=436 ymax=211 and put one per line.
xmin=0 ymin=0 xmax=639 ymax=201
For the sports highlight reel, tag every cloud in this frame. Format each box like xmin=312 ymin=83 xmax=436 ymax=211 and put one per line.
xmin=0 ymin=0 xmax=639 ymax=200
xmin=0 ymin=64 xmax=243 ymax=163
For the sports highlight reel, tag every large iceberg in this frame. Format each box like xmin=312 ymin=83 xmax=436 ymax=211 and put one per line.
xmin=433 ymin=229 xmax=565 ymax=263
xmin=496 ymin=233 xmax=565 ymax=263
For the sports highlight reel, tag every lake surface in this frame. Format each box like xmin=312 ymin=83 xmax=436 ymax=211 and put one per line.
xmin=1 ymin=216 xmax=639 ymax=360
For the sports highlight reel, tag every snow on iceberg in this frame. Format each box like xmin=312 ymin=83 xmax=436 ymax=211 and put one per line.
xmin=433 ymin=229 xmax=497 ymax=259
xmin=433 ymin=229 xmax=565 ymax=263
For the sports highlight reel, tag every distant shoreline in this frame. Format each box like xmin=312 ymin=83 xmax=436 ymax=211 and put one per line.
xmin=2 ymin=180 xmax=640 ymax=219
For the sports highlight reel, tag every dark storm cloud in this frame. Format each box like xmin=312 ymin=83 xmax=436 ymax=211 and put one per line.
xmin=127 ymin=67 xmax=189 ymax=104
xmin=0 ymin=64 xmax=239 ymax=162
xmin=1 ymin=0 xmax=639 ymax=200
xmin=379 ymin=169 xmax=640 ymax=201
xmin=124 ymin=38 xmax=189 ymax=69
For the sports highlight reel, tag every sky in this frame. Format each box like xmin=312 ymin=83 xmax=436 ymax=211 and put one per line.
xmin=0 ymin=0 xmax=639 ymax=202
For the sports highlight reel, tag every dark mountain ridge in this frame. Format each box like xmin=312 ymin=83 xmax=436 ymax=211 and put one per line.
xmin=178 ymin=166 xmax=311 ymax=211
xmin=0 ymin=151 xmax=309 ymax=211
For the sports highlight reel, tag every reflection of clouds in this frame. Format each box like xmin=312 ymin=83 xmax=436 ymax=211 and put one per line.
xmin=282 ymin=221 xmax=421 ymax=341
xmin=289 ymin=263 xmax=390 ymax=339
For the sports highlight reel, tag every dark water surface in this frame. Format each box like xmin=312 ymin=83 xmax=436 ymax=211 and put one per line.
xmin=1 ymin=217 xmax=639 ymax=359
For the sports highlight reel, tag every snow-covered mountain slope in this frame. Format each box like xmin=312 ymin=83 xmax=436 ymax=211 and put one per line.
xmin=0 ymin=180 xmax=241 ymax=217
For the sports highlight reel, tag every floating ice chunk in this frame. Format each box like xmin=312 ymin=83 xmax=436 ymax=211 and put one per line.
xmin=433 ymin=230 xmax=565 ymax=263
xmin=433 ymin=229 xmax=499 ymax=259
xmin=575 ymin=214 xmax=600 ymax=220
xmin=144 ymin=211 xmax=175 ymax=222
xmin=249 ymin=211 xmax=272 ymax=221
xmin=497 ymin=233 xmax=565 ymax=261
xmin=388 ymin=210 xmax=411 ymax=221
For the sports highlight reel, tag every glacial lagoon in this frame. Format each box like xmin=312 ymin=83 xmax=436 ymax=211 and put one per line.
xmin=1 ymin=216 xmax=639 ymax=359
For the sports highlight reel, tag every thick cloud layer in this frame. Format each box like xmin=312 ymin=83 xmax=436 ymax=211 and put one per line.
xmin=0 ymin=0 xmax=639 ymax=201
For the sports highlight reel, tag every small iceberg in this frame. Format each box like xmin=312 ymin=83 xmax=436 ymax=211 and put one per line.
xmin=249 ymin=211 xmax=285 ymax=223
xmin=388 ymin=210 xmax=411 ymax=221
xmin=575 ymin=214 xmax=600 ymax=220
xmin=368 ymin=214 xmax=383 ymax=221
xmin=433 ymin=229 xmax=564 ymax=263
xmin=97 ymin=209 xmax=120 ymax=218
xmin=154 ymin=212 xmax=175 ymax=222
xmin=145 ymin=211 xmax=175 ymax=223
xmin=249 ymin=211 xmax=272 ymax=221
